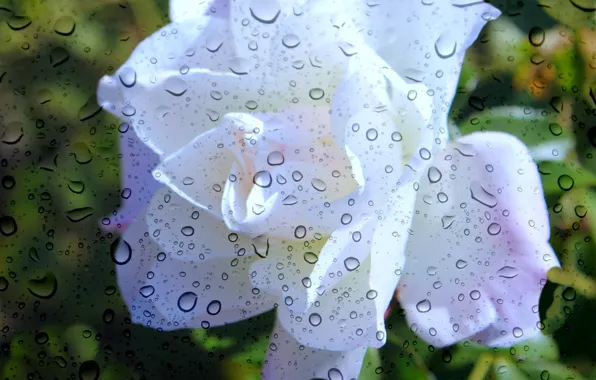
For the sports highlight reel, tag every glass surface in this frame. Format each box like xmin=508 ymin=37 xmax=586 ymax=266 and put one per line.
xmin=1 ymin=0 xmax=596 ymax=379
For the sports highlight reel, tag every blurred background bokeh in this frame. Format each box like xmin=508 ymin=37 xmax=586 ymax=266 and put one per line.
xmin=1 ymin=0 xmax=596 ymax=379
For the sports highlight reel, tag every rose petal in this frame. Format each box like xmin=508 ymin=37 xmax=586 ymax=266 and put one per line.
xmin=399 ymin=132 xmax=559 ymax=348
xmin=145 ymin=187 xmax=252 ymax=261
xmin=263 ymin=319 xmax=366 ymax=380
xmin=102 ymin=128 xmax=161 ymax=232
xmin=117 ymin=187 xmax=275 ymax=330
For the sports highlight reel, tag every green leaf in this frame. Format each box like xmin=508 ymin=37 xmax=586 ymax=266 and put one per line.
xmin=460 ymin=106 xmax=573 ymax=162
xmin=518 ymin=360 xmax=587 ymax=380
xmin=538 ymin=160 xmax=596 ymax=195
xmin=491 ymin=357 xmax=530 ymax=380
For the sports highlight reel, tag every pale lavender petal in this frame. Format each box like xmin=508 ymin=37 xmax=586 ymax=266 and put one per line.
xmin=117 ymin=187 xmax=276 ymax=330
xmin=262 ymin=319 xmax=366 ymax=380
xmin=399 ymin=132 xmax=559 ymax=348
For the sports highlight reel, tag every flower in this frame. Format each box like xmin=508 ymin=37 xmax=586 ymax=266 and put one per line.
xmin=97 ymin=0 xmax=559 ymax=378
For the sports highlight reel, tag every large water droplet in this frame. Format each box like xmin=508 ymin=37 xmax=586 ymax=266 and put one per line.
xmin=118 ymin=67 xmax=137 ymax=88
xmin=328 ymin=368 xmax=343 ymax=380
xmin=497 ymin=266 xmax=519 ymax=279
xmin=7 ymin=16 xmax=31 ymax=30
xmin=267 ymin=151 xmax=284 ymax=166
xmin=470 ymin=182 xmax=498 ymax=208
xmin=303 ymin=251 xmax=318 ymax=264
xmin=435 ymin=33 xmax=457 ymax=59
xmin=250 ymin=0 xmax=281 ymax=23
xmin=487 ymin=222 xmax=501 ymax=235
xmin=311 ymin=178 xmax=327 ymax=192
xmin=27 ymin=273 xmax=58 ymax=299
xmin=165 ymin=77 xmax=188 ymax=96
xmin=455 ymin=259 xmax=468 ymax=269
xmin=207 ymin=300 xmax=222 ymax=315
xmin=309 ymin=313 xmax=322 ymax=326
xmin=0 ymin=216 xmax=17 ymax=236
xmin=253 ymin=170 xmax=272 ymax=188
xmin=65 ymin=207 xmax=94 ymax=222
xmin=309 ymin=88 xmax=325 ymax=100
xmin=344 ymin=257 xmax=360 ymax=271
xmin=110 ymin=238 xmax=132 ymax=265
xmin=53 ymin=16 xmax=75 ymax=36
xmin=282 ymin=34 xmax=300 ymax=48
xmin=428 ymin=166 xmax=442 ymax=183
xmin=178 ymin=292 xmax=198 ymax=312
xmin=139 ymin=285 xmax=155 ymax=298
xmin=416 ymin=299 xmax=432 ymax=313
xmin=79 ymin=360 xmax=100 ymax=380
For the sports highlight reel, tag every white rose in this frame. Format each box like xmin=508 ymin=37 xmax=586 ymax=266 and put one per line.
xmin=98 ymin=1 xmax=559 ymax=378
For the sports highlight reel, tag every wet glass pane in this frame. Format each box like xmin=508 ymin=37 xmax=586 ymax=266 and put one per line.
xmin=1 ymin=0 xmax=595 ymax=379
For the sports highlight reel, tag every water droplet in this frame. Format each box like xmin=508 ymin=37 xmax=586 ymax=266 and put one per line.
xmin=455 ymin=259 xmax=468 ymax=269
xmin=79 ymin=360 xmax=100 ymax=380
xmin=2 ymin=175 xmax=15 ymax=189
xmin=65 ymin=207 xmax=94 ymax=222
xmin=267 ymin=151 xmax=284 ymax=166
xmin=229 ymin=57 xmax=251 ymax=75
xmin=253 ymin=170 xmax=272 ymax=188
xmin=110 ymin=238 xmax=132 ymax=265
xmin=7 ymin=16 xmax=31 ymax=30
xmin=435 ymin=33 xmax=457 ymax=59
xmin=328 ymin=368 xmax=343 ymax=380
xmin=35 ymin=332 xmax=49 ymax=344
xmin=0 ymin=277 xmax=8 ymax=291
xmin=301 ymin=277 xmax=312 ymax=288
xmin=292 ymin=171 xmax=303 ymax=182
xmin=341 ymin=213 xmax=352 ymax=225
xmin=68 ymin=180 xmax=85 ymax=194
xmin=181 ymin=226 xmax=194 ymax=236
xmin=309 ymin=313 xmax=322 ymax=326
xmin=250 ymin=0 xmax=281 ymax=23
xmin=512 ymin=327 xmax=523 ymax=338
xmin=53 ymin=16 xmax=75 ymax=36
xmin=562 ymin=287 xmax=576 ymax=301
xmin=207 ymin=300 xmax=222 ymax=315
xmin=139 ymin=285 xmax=155 ymax=298
xmin=391 ymin=132 xmax=403 ymax=142
xmin=468 ymin=96 xmax=484 ymax=111
xmin=0 ymin=216 xmax=17 ymax=236
xmin=245 ymin=100 xmax=258 ymax=110
xmin=121 ymin=188 xmax=132 ymax=199
xmin=165 ymin=77 xmax=188 ymax=96
xmin=303 ymin=252 xmax=318 ymax=264
xmin=419 ymin=148 xmax=431 ymax=160
xmin=282 ymin=195 xmax=298 ymax=205
xmin=78 ymin=97 xmax=102 ymax=121
xmin=1 ymin=121 xmax=23 ymax=145
xmin=441 ymin=215 xmax=455 ymax=229
xmin=487 ymin=222 xmax=501 ymax=235
xmin=366 ymin=290 xmax=378 ymax=299
xmin=309 ymin=88 xmax=325 ymax=100
xmin=416 ymin=299 xmax=431 ymax=313
xmin=428 ymin=166 xmax=442 ymax=183
xmin=557 ymin=174 xmax=574 ymax=191
xmin=470 ymin=182 xmax=498 ymax=208
xmin=311 ymin=178 xmax=327 ymax=192
xmin=27 ymin=273 xmax=58 ymax=299
xmin=344 ymin=257 xmax=360 ymax=271
xmin=282 ymin=34 xmax=300 ymax=48
xmin=50 ymin=47 xmax=69 ymax=67
xmin=178 ymin=292 xmax=198 ymax=312
xmin=470 ymin=290 xmax=481 ymax=300
xmin=427 ymin=266 xmax=438 ymax=275
xmin=528 ymin=27 xmax=545 ymax=47
xmin=294 ymin=225 xmax=307 ymax=239
xmin=366 ymin=128 xmax=378 ymax=141
xmin=206 ymin=33 xmax=224 ymax=52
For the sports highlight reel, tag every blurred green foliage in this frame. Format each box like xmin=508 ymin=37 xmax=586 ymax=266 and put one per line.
xmin=1 ymin=0 xmax=596 ymax=379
